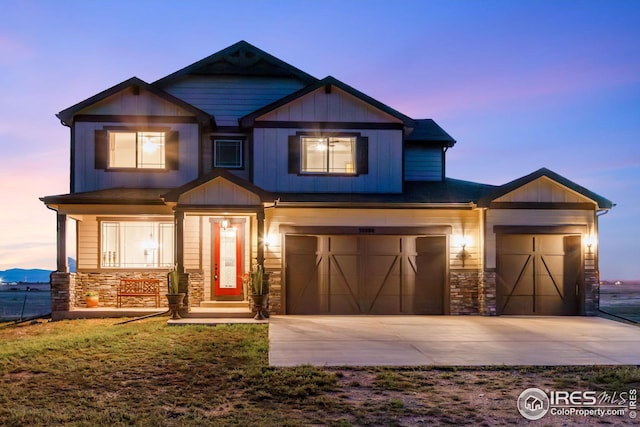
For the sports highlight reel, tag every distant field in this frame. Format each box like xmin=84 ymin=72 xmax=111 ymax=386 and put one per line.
xmin=600 ymin=282 xmax=640 ymax=323
xmin=0 ymin=284 xmax=51 ymax=321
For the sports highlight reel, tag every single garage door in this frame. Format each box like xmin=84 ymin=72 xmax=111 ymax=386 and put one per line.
xmin=496 ymin=234 xmax=581 ymax=315
xmin=285 ymin=235 xmax=446 ymax=315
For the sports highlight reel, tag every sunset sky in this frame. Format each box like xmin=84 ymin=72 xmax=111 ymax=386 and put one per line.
xmin=0 ymin=0 xmax=638 ymax=279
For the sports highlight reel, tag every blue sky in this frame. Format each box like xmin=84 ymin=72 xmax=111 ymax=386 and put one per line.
xmin=0 ymin=0 xmax=638 ymax=279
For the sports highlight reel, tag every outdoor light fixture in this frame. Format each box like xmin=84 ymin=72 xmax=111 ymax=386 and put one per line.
xmin=454 ymin=234 xmax=473 ymax=267
xmin=264 ymin=234 xmax=276 ymax=248
xmin=584 ymin=234 xmax=595 ymax=253
xmin=221 ymin=219 xmax=230 ymax=230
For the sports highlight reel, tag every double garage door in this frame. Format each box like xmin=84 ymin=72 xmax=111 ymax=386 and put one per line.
xmin=285 ymin=235 xmax=446 ymax=315
xmin=496 ymin=234 xmax=582 ymax=315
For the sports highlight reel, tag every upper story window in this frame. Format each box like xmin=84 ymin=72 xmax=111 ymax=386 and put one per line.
xmin=301 ymin=136 xmax=355 ymax=174
xmin=109 ymin=131 xmax=165 ymax=169
xmin=94 ymin=128 xmax=179 ymax=171
xmin=288 ymin=132 xmax=368 ymax=176
xmin=213 ymin=139 xmax=243 ymax=169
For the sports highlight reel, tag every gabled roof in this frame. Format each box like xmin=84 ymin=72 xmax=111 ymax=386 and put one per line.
xmin=240 ymin=75 xmax=416 ymax=128
xmin=153 ymin=40 xmax=318 ymax=87
xmin=478 ymin=168 xmax=614 ymax=209
xmin=162 ymin=169 xmax=273 ymax=203
xmin=405 ymin=119 xmax=456 ymax=147
xmin=56 ymin=77 xmax=213 ymax=126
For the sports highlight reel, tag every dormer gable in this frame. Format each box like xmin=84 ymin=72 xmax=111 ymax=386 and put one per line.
xmin=241 ymin=76 xmax=412 ymax=127
xmin=57 ymin=77 xmax=212 ymax=126
xmin=478 ymin=168 xmax=614 ymax=209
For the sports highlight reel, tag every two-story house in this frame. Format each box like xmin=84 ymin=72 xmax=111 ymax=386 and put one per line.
xmin=41 ymin=41 xmax=613 ymax=320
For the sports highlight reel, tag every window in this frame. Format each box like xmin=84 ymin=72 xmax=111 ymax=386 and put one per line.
xmin=109 ymin=131 xmax=165 ymax=169
xmin=95 ymin=128 xmax=179 ymax=171
xmin=214 ymin=139 xmax=243 ymax=168
xmin=301 ymin=136 xmax=356 ymax=174
xmin=101 ymin=221 xmax=174 ymax=268
xmin=288 ymin=133 xmax=368 ymax=175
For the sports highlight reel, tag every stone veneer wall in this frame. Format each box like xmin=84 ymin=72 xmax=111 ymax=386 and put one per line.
xmin=74 ymin=271 xmax=169 ymax=308
xmin=584 ymin=267 xmax=599 ymax=316
xmin=266 ymin=271 xmax=281 ymax=314
xmin=479 ymin=271 xmax=497 ymax=316
xmin=51 ymin=272 xmax=76 ymax=316
xmin=185 ymin=271 xmax=204 ymax=309
xmin=449 ymin=269 xmax=480 ymax=314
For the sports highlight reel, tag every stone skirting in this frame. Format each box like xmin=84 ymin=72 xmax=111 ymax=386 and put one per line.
xmin=73 ymin=271 xmax=169 ymax=308
xmin=267 ymin=271 xmax=281 ymax=314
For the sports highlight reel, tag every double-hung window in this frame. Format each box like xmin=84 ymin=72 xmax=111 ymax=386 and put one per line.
xmin=109 ymin=131 xmax=166 ymax=169
xmin=101 ymin=220 xmax=174 ymax=268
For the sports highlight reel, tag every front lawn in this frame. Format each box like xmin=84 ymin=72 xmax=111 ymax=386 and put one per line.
xmin=0 ymin=318 xmax=638 ymax=426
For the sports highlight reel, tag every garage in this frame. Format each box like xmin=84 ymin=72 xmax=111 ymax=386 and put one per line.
xmin=496 ymin=234 xmax=582 ymax=315
xmin=285 ymin=234 xmax=446 ymax=315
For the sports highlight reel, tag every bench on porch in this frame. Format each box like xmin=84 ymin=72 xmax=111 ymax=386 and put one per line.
xmin=117 ymin=278 xmax=161 ymax=308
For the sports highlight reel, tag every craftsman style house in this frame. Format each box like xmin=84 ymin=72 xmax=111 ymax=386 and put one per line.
xmin=42 ymin=41 xmax=613 ymax=320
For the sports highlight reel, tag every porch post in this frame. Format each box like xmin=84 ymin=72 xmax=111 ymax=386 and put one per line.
xmin=56 ymin=213 xmax=69 ymax=273
xmin=175 ymin=210 xmax=185 ymax=273
xmin=257 ymin=209 xmax=265 ymax=266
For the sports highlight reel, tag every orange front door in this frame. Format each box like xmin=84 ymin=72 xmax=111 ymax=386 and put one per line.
xmin=213 ymin=222 xmax=243 ymax=298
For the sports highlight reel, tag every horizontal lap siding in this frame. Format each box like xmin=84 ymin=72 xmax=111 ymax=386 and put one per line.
xmin=163 ymin=76 xmax=305 ymax=126
xmin=485 ymin=209 xmax=595 ymax=269
xmin=404 ymin=146 xmax=442 ymax=181
xmin=253 ymin=128 xmax=402 ymax=193
xmin=74 ymin=122 xmax=199 ymax=192
xmin=78 ymin=216 xmax=99 ymax=269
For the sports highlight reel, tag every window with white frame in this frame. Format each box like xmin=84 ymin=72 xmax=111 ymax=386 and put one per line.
xmin=109 ymin=131 xmax=166 ymax=169
xmin=301 ymin=136 xmax=356 ymax=174
xmin=101 ymin=221 xmax=174 ymax=268
xmin=213 ymin=139 xmax=243 ymax=168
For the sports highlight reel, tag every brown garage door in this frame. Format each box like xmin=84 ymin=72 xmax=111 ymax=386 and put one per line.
xmin=496 ymin=234 xmax=581 ymax=315
xmin=285 ymin=235 xmax=446 ymax=315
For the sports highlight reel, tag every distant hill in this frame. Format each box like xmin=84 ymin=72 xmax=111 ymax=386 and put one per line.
xmin=0 ymin=268 xmax=51 ymax=283
xmin=0 ymin=258 xmax=76 ymax=284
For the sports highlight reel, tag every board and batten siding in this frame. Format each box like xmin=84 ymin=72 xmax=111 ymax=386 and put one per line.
xmin=77 ymin=87 xmax=196 ymax=117
xmin=485 ymin=209 xmax=595 ymax=269
xmin=404 ymin=145 xmax=443 ymax=181
xmin=256 ymin=86 xmax=402 ymax=123
xmin=163 ymin=76 xmax=306 ymax=127
xmin=264 ymin=208 xmax=482 ymax=272
xmin=73 ymin=121 xmax=199 ymax=192
xmin=253 ymin=128 xmax=403 ymax=193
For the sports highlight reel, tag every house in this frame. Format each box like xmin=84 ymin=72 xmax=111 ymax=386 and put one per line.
xmin=41 ymin=41 xmax=613 ymax=320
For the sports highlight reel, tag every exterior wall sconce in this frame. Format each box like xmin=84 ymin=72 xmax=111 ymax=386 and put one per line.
xmin=264 ymin=233 xmax=276 ymax=248
xmin=584 ymin=234 xmax=596 ymax=254
xmin=454 ymin=235 xmax=473 ymax=267
xmin=221 ymin=219 xmax=230 ymax=230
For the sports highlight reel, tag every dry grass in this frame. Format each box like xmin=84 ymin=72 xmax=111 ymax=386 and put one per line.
xmin=0 ymin=318 xmax=638 ymax=426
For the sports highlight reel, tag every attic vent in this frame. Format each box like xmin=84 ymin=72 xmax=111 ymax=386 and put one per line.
xmin=358 ymin=227 xmax=375 ymax=234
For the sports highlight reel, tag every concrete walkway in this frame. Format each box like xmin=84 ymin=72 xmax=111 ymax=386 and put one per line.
xmin=269 ymin=315 xmax=640 ymax=367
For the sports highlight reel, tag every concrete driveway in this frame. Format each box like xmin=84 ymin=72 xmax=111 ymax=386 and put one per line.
xmin=269 ymin=315 xmax=640 ymax=366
